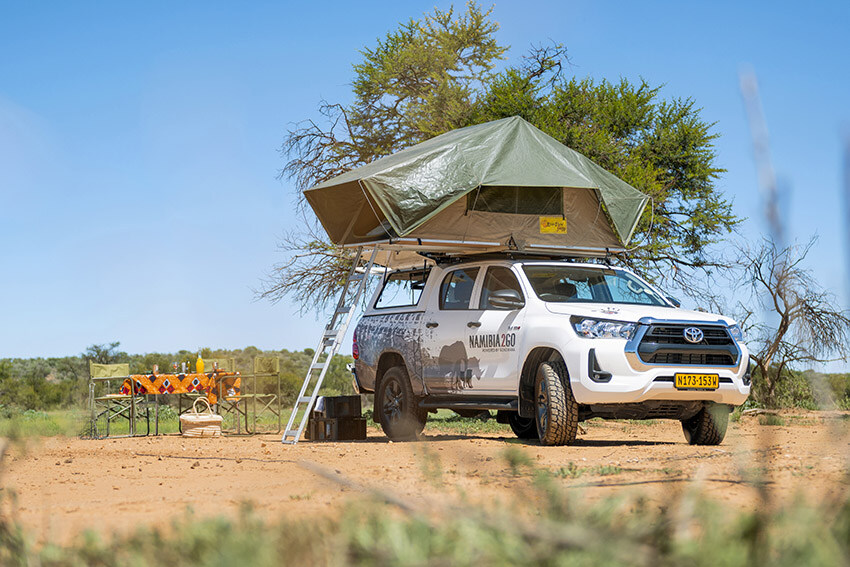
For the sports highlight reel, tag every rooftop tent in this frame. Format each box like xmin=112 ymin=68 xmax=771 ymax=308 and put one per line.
xmin=304 ymin=116 xmax=649 ymax=262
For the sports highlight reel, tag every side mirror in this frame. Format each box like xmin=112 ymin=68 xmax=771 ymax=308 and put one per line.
xmin=488 ymin=289 xmax=525 ymax=310
xmin=666 ymin=295 xmax=681 ymax=308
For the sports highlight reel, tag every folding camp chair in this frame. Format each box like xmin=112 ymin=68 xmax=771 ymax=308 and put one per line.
xmin=247 ymin=356 xmax=282 ymax=433
xmin=215 ymin=357 xmax=281 ymax=434
xmin=207 ymin=357 xmax=247 ymax=434
xmin=88 ymin=362 xmax=150 ymax=438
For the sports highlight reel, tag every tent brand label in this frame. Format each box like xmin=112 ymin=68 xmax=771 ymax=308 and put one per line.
xmin=539 ymin=217 xmax=567 ymax=234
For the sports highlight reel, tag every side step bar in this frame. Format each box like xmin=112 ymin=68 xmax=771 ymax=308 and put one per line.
xmin=418 ymin=399 xmax=519 ymax=412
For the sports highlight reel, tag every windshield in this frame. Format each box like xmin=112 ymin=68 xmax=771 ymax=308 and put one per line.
xmin=522 ymin=265 xmax=668 ymax=306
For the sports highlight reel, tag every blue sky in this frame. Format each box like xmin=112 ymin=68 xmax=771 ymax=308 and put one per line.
xmin=1 ymin=1 xmax=848 ymax=368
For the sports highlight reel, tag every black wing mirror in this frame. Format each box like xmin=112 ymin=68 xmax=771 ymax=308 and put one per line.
xmin=488 ymin=289 xmax=525 ymax=310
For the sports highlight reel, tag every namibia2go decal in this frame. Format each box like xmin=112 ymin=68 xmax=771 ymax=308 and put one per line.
xmin=468 ymin=333 xmax=517 ymax=351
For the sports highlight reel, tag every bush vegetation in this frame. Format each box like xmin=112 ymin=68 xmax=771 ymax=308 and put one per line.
xmin=2 ymin=343 xmax=849 ymax=422
xmin=0 ymin=343 xmax=355 ymax=416
xmin=749 ymin=366 xmax=850 ymax=410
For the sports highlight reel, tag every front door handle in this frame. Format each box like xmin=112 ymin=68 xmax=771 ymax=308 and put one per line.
xmin=467 ymin=321 xmax=482 ymax=328
xmin=425 ymin=322 xmax=439 ymax=328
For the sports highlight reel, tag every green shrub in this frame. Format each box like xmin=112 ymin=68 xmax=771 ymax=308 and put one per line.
xmin=0 ymin=347 xmax=357 ymax=413
xmin=758 ymin=414 xmax=786 ymax=426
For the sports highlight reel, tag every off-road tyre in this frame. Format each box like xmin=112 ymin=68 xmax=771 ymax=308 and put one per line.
xmin=508 ymin=413 xmax=538 ymax=439
xmin=682 ymin=403 xmax=728 ymax=445
xmin=377 ymin=366 xmax=427 ymax=441
xmin=534 ymin=361 xmax=579 ymax=446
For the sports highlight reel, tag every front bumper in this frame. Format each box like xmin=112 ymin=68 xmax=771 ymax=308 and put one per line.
xmin=565 ymin=321 xmax=751 ymax=407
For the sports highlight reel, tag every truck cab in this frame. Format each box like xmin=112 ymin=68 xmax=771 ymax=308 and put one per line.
xmin=353 ymin=257 xmax=750 ymax=446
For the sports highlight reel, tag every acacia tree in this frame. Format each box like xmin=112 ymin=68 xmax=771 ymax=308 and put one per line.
xmin=281 ymin=2 xmax=505 ymax=194
xmin=83 ymin=342 xmax=127 ymax=365
xmin=472 ymin=71 xmax=738 ymax=288
xmin=736 ymin=237 xmax=850 ymax=407
xmin=269 ymin=3 xmax=507 ymax=309
xmin=264 ymin=2 xmax=739 ymax=309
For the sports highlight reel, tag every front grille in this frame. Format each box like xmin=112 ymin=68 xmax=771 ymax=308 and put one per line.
xmin=644 ymin=326 xmax=733 ymax=345
xmin=637 ymin=324 xmax=738 ymax=366
xmin=649 ymin=353 xmax=735 ymax=365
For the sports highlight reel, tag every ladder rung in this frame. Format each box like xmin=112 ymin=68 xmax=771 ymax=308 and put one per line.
xmin=335 ymin=306 xmax=351 ymax=315
xmin=310 ymin=362 xmax=326 ymax=370
xmin=284 ymin=430 xmax=299 ymax=437
xmin=323 ymin=329 xmax=339 ymax=338
xmin=297 ymin=396 xmax=313 ymax=404
xmin=349 ymin=273 xmax=364 ymax=282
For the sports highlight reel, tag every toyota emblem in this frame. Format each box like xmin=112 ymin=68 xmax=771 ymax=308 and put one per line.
xmin=683 ymin=327 xmax=704 ymax=344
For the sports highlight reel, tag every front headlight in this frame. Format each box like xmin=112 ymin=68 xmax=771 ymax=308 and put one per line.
xmin=727 ymin=324 xmax=745 ymax=342
xmin=571 ymin=317 xmax=637 ymax=339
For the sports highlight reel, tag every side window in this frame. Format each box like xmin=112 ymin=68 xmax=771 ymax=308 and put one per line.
xmin=479 ymin=266 xmax=524 ymax=309
xmin=439 ymin=268 xmax=479 ymax=310
xmin=374 ymin=270 xmax=429 ymax=309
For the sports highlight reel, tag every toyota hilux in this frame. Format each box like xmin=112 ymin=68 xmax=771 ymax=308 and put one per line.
xmin=352 ymin=257 xmax=750 ymax=445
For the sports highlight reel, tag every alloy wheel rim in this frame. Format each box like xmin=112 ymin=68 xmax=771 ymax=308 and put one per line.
xmin=383 ymin=380 xmax=403 ymax=422
xmin=536 ymin=379 xmax=549 ymax=432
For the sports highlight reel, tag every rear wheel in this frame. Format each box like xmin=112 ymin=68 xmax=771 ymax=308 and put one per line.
xmin=508 ymin=413 xmax=537 ymax=439
xmin=682 ymin=403 xmax=728 ymax=445
xmin=535 ymin=361 xmax=579 ymax=446
xmin=377 ymin=366 xmax=426 ymax=441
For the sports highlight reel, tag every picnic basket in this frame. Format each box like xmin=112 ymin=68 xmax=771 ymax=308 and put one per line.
xmin=180 ymin=397 xmax=223 ymax=437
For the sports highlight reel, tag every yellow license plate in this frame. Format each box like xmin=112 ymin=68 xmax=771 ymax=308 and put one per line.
xmin=674 ymin=373 xmax=719 ymax=390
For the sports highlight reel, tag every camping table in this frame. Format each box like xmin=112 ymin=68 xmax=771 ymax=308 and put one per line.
xmin=120 ymin=371 xmax=241 ymax=434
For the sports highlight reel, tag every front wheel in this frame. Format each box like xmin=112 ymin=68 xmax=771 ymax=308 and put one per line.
xmin=377 ymin=366 xmax=426 ymax=441
xmin=682 ymin=403 xmax=728 ymax=445
xmin=535 ymin=361 xmax=579 ymax=446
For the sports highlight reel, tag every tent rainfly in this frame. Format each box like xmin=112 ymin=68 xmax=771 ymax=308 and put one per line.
xmin=304 ymin=116 xmax=650 ymax=264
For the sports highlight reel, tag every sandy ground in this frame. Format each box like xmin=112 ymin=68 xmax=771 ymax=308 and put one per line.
xmin=3 ymin=410 xmax=849 ymax=544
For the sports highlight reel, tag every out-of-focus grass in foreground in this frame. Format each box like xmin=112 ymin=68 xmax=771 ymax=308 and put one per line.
xmin=1 ymin=448 xmax=849 ymax=566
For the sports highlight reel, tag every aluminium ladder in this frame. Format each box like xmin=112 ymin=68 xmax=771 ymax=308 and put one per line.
xmin=282 ymin=246 xmax=379 ymax=444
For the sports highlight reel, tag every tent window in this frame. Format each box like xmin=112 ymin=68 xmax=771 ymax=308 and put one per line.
xmin=467 ymin=186 xmax=563 ymax=216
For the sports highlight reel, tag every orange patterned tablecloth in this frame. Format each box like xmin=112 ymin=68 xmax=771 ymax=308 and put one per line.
xmin=120 ymin=372 xmax=240 ymax=405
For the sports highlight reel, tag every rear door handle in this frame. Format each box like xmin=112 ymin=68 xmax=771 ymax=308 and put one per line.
xmin=467 ymin=321 xmax=482 ymax=328
xmin=425 ymin=322 xmax=439 ymax=328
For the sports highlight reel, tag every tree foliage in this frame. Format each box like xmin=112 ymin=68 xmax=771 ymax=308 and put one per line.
xmin=281 ymin=2 xmax=505 ymax=193
xmin=84 ymin=342 xmax=127 ymax=364
xmin=266 ymin=2 xmax=739 ymax=308
xmin=473 ymin=71 xmax=738 ymax=282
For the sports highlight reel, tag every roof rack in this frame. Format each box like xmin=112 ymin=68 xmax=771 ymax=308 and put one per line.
xmin=420 ymin=250 xmax=595 ymax=265
xmin=340 ymin=238 xmax=624 ymax=269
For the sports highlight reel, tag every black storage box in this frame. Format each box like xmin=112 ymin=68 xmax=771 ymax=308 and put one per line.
xmin=320 ymin=395 xmax=362 ymax=418
xmin=305 ymin=416 xmax=367 ymax=441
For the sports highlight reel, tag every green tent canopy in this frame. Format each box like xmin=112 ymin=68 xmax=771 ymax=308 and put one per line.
xmin=304 ymin=116 xmax=649 ymax=260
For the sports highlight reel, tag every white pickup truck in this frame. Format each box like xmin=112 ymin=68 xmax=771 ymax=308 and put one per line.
xmin=352 ymin=256 xmax=750 ymax=446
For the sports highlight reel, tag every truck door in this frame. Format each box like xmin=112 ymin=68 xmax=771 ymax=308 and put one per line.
xmin=465 ymin=266 xmax=526 ymax=394
xmin=421 ymin=266 xmax=481 ymax=395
